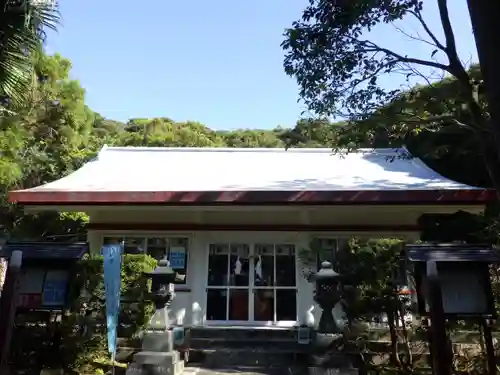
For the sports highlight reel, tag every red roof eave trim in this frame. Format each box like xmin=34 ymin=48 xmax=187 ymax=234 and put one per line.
xmin=7 ymin=189 xmax=497 ymax=205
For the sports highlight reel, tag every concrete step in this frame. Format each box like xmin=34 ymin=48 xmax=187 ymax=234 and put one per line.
xmin=189 ymin=337 xmax=304 ymax=350
xmin=189 ymin=326 xmax=298 ymax=341
xmin=116 ymin=327 xmax=307 ymax=368
xmin=189 ymin=347 xmax=308 ymax=368
xmin=187 ymin=327 xmax=305 ymax=368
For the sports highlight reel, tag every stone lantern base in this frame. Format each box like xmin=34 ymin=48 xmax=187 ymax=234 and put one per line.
xmin=125 ymin=330 xmax=184 ymax=375
xmin=126 ymin=351 xmax=184 ymax=375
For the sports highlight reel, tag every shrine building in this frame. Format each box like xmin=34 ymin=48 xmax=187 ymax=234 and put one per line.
xmin=8 ymin=146 xmax=496 ymax=328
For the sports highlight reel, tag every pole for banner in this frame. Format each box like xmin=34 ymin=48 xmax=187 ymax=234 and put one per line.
xmin=111 ymin=242 xmax=123 ymax=375
xmin=102 ymin=242 xmax=123 ymax=375
xmin=111 ymin=350 xmax=116 ymax=375
xmin=0 ymin=250 xmax=23 ymax=374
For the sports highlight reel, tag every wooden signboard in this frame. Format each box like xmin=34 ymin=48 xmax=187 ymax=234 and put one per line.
xmin=16 ymin=268 xmax=69 ymax=310
xmin=419 ymin=263 xmax=491 ymax=316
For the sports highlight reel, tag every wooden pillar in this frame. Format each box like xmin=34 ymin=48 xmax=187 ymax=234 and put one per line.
xmin=426 ymin=261 xmax=453 ymax=375
xmin=0 ymin=251 xmax=23 ymax=372
xmin=481 ymin=318 xmax=496 ymax=375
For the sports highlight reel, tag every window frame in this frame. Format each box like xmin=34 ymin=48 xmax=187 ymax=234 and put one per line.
xmin=101 ymin=234 xmax=191 ymax=285
xmin=314 ymin=237 xmax=350 ymax=269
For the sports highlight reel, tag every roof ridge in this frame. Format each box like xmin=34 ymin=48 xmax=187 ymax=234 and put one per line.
xmin=100 ymin=146 xmax=406 ymax=155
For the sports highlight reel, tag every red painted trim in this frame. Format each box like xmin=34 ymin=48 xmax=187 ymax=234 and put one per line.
xmin=87 ymin=223 xmax=421 ymax=232
xmin=7 ymin=189 xmax=496 ymax=205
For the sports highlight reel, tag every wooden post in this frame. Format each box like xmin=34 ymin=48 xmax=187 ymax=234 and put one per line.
xmin=426 ymin=261 xmax=453 ymax=375
xmin=0 ymin=250 xmax=23 ymax=373
xmin=481 ymin=318 xmax=496 ymax=375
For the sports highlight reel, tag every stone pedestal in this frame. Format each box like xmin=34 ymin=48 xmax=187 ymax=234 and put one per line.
xmin=126 ymin=329 xmax=184 ymax=375
xmin=126 ymin=350 xmax=184 ymax=375
xmin=142 ymin=331 xmax=174 ymax=352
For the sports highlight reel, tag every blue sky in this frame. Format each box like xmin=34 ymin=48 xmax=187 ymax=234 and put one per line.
xmin=47 ymin=1 xmax=478 ymax=130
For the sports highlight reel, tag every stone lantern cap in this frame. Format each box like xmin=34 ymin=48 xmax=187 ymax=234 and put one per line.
xmin=310 ymin=261 xmax=341 ymax=283
xmin=144 ymin=259 xmax=185 ymax=283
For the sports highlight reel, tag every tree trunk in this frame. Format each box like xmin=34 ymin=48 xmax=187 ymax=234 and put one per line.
xmin=467 ymin=0 xmax=500 ymax=180
xmin=480 ymin=135 xmax=500 ymax=199
xmin=386 ymin=305 xmax=403 ymax=368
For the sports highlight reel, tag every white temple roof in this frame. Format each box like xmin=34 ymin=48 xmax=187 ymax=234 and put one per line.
xmin=23 ymin=146 xmax=476 ymax=192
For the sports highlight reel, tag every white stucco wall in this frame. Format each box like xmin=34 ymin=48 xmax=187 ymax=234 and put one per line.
xmin=88 ymin=228 xmax=420 ymax=328
xmin=79 ymin=204 xmax=481 ymax=328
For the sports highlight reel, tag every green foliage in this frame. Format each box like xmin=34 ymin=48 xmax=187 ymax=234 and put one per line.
xmin=8 ymin=254 xmax=156 ymax=373
xmin=282 ymin=0 xmax=498 ymax=191
xmin=335 ymin=238 xmax=405 ymax=322
xmin=418 ymin=203 xmax=500 ymax=244
xmin=283 ymin=0 xmax=422 ymax=118
xmin=0 ymin=50 xmax=362 ymax=240
xmin=0 ymin=48 xmax=492 ymax=242
xmin=282 ymin=0 xmax=482 ymax=121
xmin=303 ymin=237 xmax=414 ymax=371
xmin=0 ymin=51 xmax=99 ymax=239
xmin=328 ymin=65 xmax=491 ymax=188
xmin=304 ymin=238 xmax=408 ymax=322
xmin=0 ymin=0 xmax=60 ymax=108
xmin=59 ymin=253 xmax=156 ymax=373
xmin=334 ymin=238 xmax=414 ymax=372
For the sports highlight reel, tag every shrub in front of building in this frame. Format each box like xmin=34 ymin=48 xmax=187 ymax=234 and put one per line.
xmin=57 ymin=253 xmax=157 ymax=374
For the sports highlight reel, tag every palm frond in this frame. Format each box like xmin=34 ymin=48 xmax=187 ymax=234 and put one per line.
xmin=0 ymin=0 xmax=60 ymax=108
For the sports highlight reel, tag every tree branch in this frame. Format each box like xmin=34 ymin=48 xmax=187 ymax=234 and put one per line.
xmin=408 ymin=10 xmax=446 ymax=51
xmin=388 ymin=114 xmax=478 ymax=130
xmin=347 ymin=62 xmax=394 ymax=94
xmin=436 ymin=0 xmax=487 ymax=132
xmin=436 ymin=0 xmax=462 ymax=69
xmin=392 ymin=24 xmax=439 ymax=50
xmin=359 ymin=40 xmax=449 ymax=71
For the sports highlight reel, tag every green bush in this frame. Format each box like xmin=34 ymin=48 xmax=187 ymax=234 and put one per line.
xmin=336 ymin=238 xmax=413 ymax=373
xmin=336 ymin=238 xmax=405 ymax=322
xmin=59 ymin=253 xmax=157 ymax=373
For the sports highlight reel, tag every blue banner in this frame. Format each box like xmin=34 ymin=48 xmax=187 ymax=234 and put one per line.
xmin=102 ymin=244 xmax=123 ymax=357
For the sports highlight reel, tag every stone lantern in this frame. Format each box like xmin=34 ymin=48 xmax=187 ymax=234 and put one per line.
xmin=309 ymin=261 xmax=357 ymax=374
xmin=312 ymin=261 xmax=343 ymax=333
xmin=126 ymin=258 xmax=185 ymax=375
xmin=144 ymin=258 xmax=185 ymax=333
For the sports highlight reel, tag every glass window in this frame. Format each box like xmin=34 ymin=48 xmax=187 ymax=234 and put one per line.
xmin=275 ymin=244 xmax=296 ymax=287
xmin=167 ymin=238 xmax=188 ymax=284
xmin=147 ymin=237 xmax=167 ymax=261
xmin=208 ymin=244 xmax=229 ymax=286
xmin=124 ymin=237 xmax=146 ymax=254
xmin=316 ymin=238 xmax=337 ymax=267
xmin=103 ymin=237 xmax=123 ymax=245
xmin=100 ymin=235 xmax=189 ymax=285
xmin=254 ymin=244 xmax=274 ymax=287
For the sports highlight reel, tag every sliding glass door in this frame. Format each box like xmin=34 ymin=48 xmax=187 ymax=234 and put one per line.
xmin=205 ymin=242 xmax=297 ymax=324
